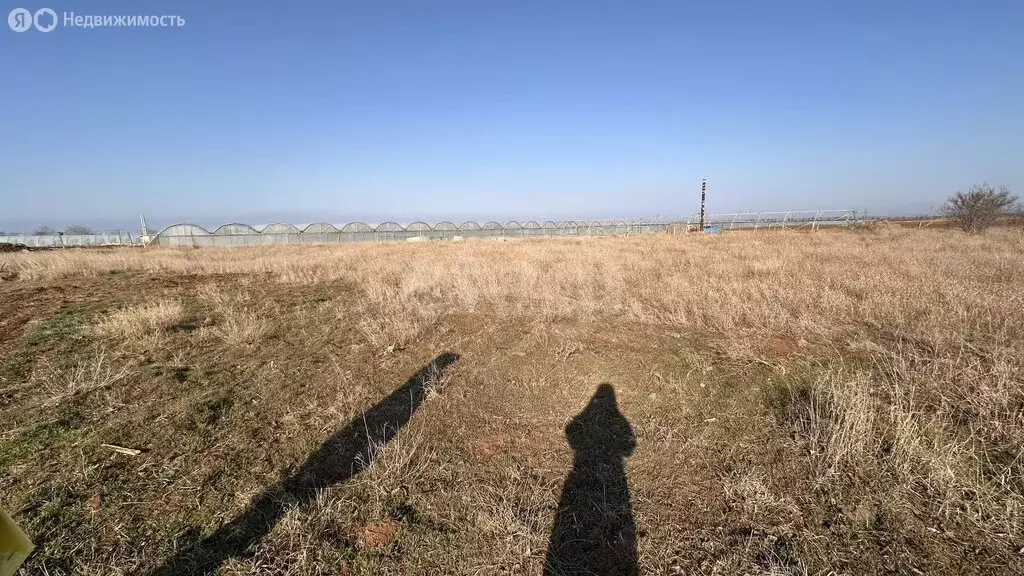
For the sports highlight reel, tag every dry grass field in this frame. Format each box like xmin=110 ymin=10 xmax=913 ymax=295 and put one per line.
xmin=2 ymin=227 xmax=1023 ymax=575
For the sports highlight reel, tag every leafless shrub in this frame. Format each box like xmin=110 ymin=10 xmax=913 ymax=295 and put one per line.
xmin=64 ymin=225 xmax=95 ymax=235
xmin=941 ymin=183 xmax=1019 ymax=234
xmin=1010 ymin=204 xmax=1024 ymax=227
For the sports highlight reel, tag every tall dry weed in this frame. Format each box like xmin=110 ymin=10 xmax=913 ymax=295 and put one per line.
xmin=33 ymin=349 xmax=132 ymax=407
xmin=92 ymin=299 xmax=186 ymax=349
xmin=778 ymin=341 xmax=1024 ymax=534
xmin=196 ymin=286 xmax=270 ymax=346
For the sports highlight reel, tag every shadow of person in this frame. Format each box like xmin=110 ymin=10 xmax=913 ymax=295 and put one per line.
xmin=151 ymin=352 xmax=459 ymax=576
xmin=544 ymin=383 xmax=637 ymax=576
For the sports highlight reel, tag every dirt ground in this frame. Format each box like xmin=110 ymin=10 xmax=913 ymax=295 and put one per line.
xmin=2 ymin=230 xmax=1023 ymax=575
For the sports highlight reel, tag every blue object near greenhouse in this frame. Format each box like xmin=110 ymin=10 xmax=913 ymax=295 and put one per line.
xmin=703 ymin=225 xmax=723 ymax=234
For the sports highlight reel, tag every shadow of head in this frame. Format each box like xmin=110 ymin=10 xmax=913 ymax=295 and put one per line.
xmin=566 ymin=383 xmax=635 ymax=458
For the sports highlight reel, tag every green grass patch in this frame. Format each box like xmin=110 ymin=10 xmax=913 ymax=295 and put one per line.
xmin=0 ymin=305 xmax=90 ymax=389
xmin=0 ymin=415 xmax=87 ymax=469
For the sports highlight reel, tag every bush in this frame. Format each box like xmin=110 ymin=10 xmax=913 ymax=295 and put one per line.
xmin=63 ymin=225 xmax=95 ymax=235
xmin=1011 ymin=205 xmax=1024 ymax=227
xmin=941 ymin=184 xmax=1019 ymax=234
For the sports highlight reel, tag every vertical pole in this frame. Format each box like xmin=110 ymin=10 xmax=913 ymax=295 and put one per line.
xmin=699 ymin=179 xmax=707 ymax=231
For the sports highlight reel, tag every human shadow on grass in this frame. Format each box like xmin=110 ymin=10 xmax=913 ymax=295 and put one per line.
xmin=151 ymin=352 xmax=460 ymax=576
xmin=544 ymin=383 xmax=638 ymax=576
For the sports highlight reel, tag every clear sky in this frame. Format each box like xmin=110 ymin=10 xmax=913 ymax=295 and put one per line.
xmin=1 ymin=0 xmax=1022 ymax=231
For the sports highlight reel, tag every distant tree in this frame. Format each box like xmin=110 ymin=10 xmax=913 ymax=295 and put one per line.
xmin=941 ymin=184 xmax=1019 ymax=234
xmin=63 ymin=225 xmax=95 ymax=235
xmin=33 ymin=225 xmax=57 ymax=235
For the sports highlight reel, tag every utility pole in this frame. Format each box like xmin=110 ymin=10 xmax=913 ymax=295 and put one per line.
xmin=699 ymin=179 xmax=707 ymax=230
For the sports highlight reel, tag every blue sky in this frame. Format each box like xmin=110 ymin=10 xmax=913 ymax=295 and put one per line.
xmin=1 ymin=0 xmax=1021 ymax=231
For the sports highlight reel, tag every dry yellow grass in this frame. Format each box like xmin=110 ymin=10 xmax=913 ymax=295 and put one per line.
xmin=1 ymin=227 xmax=1023 ymax=575
xmin=32 ymin=349 xmax=132 ymax=408
xmin=4 ymin=230 xmax=1022 ymax=340
xmin=195 ymin=286 xmax=271 ymax=346
xmin=93 ymin=299 xmax=186 ymax=342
